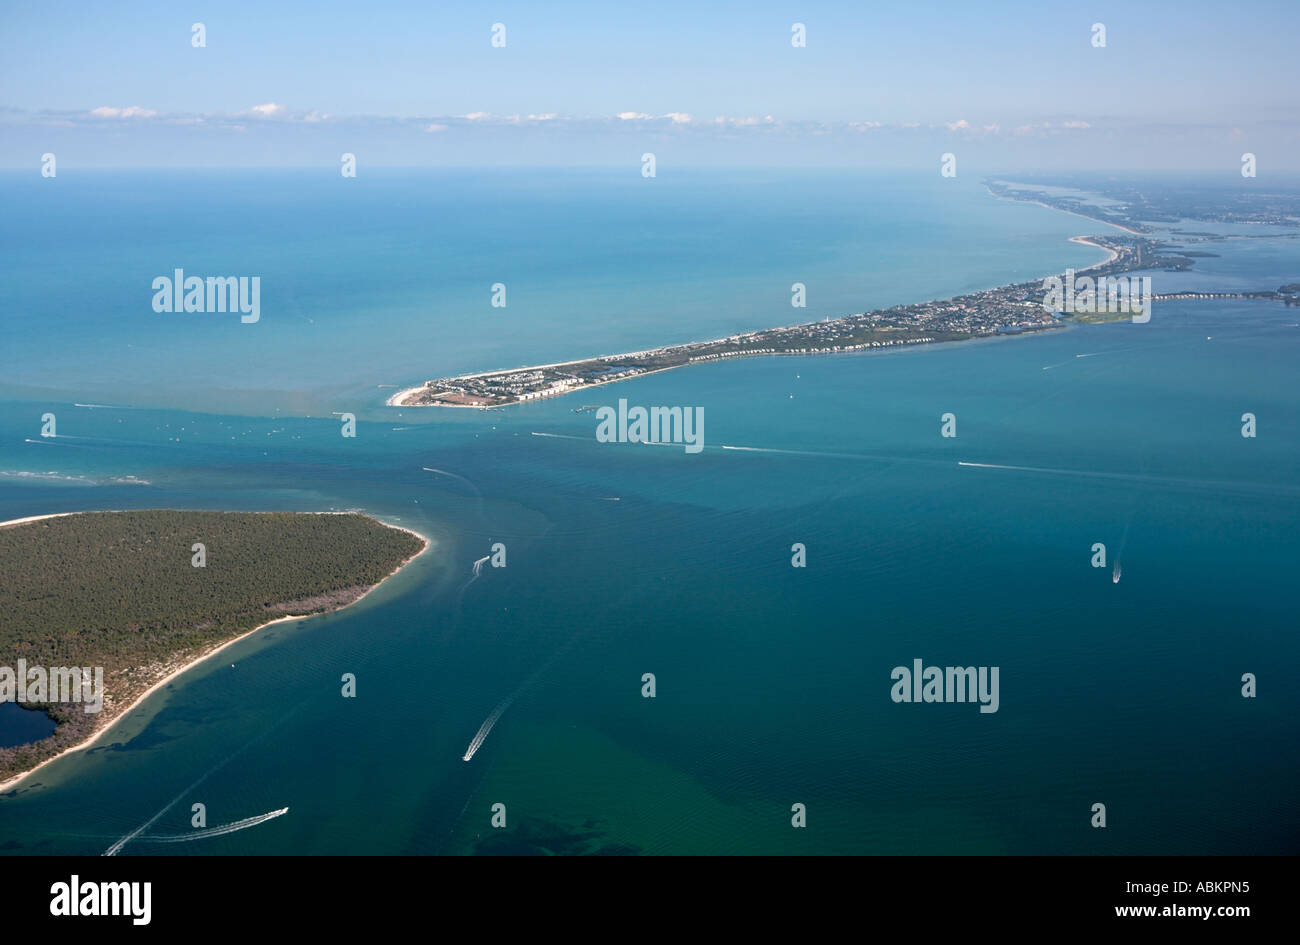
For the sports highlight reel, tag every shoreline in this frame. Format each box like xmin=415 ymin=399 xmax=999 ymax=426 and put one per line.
xmin=389 ymin=190 xmax=1144 ymax=410
xmin=387 ymin=325 xmax=1051 ymax=410
xmin=389 ymin=357 xmax=717 ymax=410
xmin=984 ymin=184 xmax=1146 ymax=236
xmin=0 ymin=511 xmax=85 ymax=530
xmin=390 ymin=328 xmax=1040 ymax=409
xmin=0 ymin=511 xmax=431 ymax=795
xmin=1069 ymin=236 xmax=1121 ymax=270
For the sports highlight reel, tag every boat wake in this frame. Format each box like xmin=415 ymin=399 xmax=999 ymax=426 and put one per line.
xmin=103 ymin=774 xmax=208 ymax=856
xmin=454 ymin=555 xmax=492 ymax=604
xmin=723 ymin=444 xmax=855 ymax=459
xmin=420 ymin=466 xmax=484 ymax=510
xmin=103 ymin=705 xmax=303 ymax=855
xmin=957 ymin=460 xmax=1299 ymax=497
xmin=721 ymin=444 xmax=936 ymax=466
xmin=1043 ymin=352 xmax=1106 ymax=371
xmin=531 ymin=431 xmax=589 ymax=441
xmin=137 ymin=808 xmax=289 ymax=843
xmin=462 ymin=697 xmax=514 ymax=762
xmin=460 ymin=640 xmax=578 ymax=763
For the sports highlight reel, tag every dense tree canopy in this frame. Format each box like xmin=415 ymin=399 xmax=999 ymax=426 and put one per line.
xmin=0 ymin=510 xmax=423 ymax=783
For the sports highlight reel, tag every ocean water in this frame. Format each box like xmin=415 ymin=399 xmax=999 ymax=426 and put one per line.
xmin=0 ymin=169 xmax=1107 ymax=416
xmin=0 ymin=171 xmax=1296 ymax=855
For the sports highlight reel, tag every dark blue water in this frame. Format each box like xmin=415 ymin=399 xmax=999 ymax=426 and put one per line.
xmin=0 ymin=171 xmax=1296 ymax=854
xmin=0 ymin=703 xmax=57 ymax=748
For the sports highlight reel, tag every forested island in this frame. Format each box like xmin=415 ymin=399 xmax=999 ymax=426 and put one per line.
xmin=0 ymin=510 xmax=426 ymax=788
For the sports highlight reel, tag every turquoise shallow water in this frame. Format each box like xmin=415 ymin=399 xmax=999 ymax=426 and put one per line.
xmin=0 ymin=168 xmax=1108 ymax=415
xmin=0 ymin=171 xmax=1296 ymax=854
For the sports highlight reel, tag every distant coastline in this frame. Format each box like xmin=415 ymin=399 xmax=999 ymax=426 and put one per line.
xmin=0 ymin=510 xmax=430 ymax=794
xmin=387 ymin=184 xmax=1294 ymax=410
xmin=985 ymin=183 xmax=1145 ymax=236
xmin=389 ymin=205 xmax=1141 ymax=409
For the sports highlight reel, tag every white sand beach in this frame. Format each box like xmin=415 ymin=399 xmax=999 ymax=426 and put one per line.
xmin=0 ymin=512 xmax=431 ymax=793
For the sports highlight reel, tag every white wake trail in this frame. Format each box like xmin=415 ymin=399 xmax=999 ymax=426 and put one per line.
xmin=104 ymin=706 xmax=304 ymax=855
xmin=103 ymin=778 xmax=202 ymax=856
xmin=455 ymin=555 xmax=493 ymax=603
xmin=462 ymin=697 xmax=515 ymax=762
xmin=460 ymin=643 xmax=576 ymax=762
xmin=533 ymin=431 xmax=681 ymax=449
xmin=420 ymin=466 xmax=484 ymax=509
xmin=422 ymin=466 xmax=478 ymax=491
xmin=722 ymin=444 xmax=840 ymax=456
xmin=1042 ymin=350 xmax=1114 ymax=370
xmin=723 ymin=444 xmax=960 ymax=472
xmin=723 ymin=444 xmax=895 ymax=461
xmin=957 ymin=460 xmax=1160 ymax=484
xmin=956 ymin=460 xmax=1300 ymax=499
xmin=138 ymin=807 xmax=289 ymax=843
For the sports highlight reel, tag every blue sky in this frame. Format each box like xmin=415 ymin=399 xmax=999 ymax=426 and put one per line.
xmin=2 ymin=0 xmax=1297 ymax=168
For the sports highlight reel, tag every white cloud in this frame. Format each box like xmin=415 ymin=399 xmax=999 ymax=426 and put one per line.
xmin=36 ymin=107 xmax=1121 ymax=144
xmin=712 ymin=115 xmax=773 ymax=127
xmin=89 ymin=106 xmax=157 ymax=119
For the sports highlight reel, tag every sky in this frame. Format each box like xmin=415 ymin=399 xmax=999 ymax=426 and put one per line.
xmin=2 ymin=0 xmax=1298 ymax=169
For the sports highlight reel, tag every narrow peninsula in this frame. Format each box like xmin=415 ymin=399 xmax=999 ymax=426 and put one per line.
xmin=390 ymin=233 xmax=1177 ymax=408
